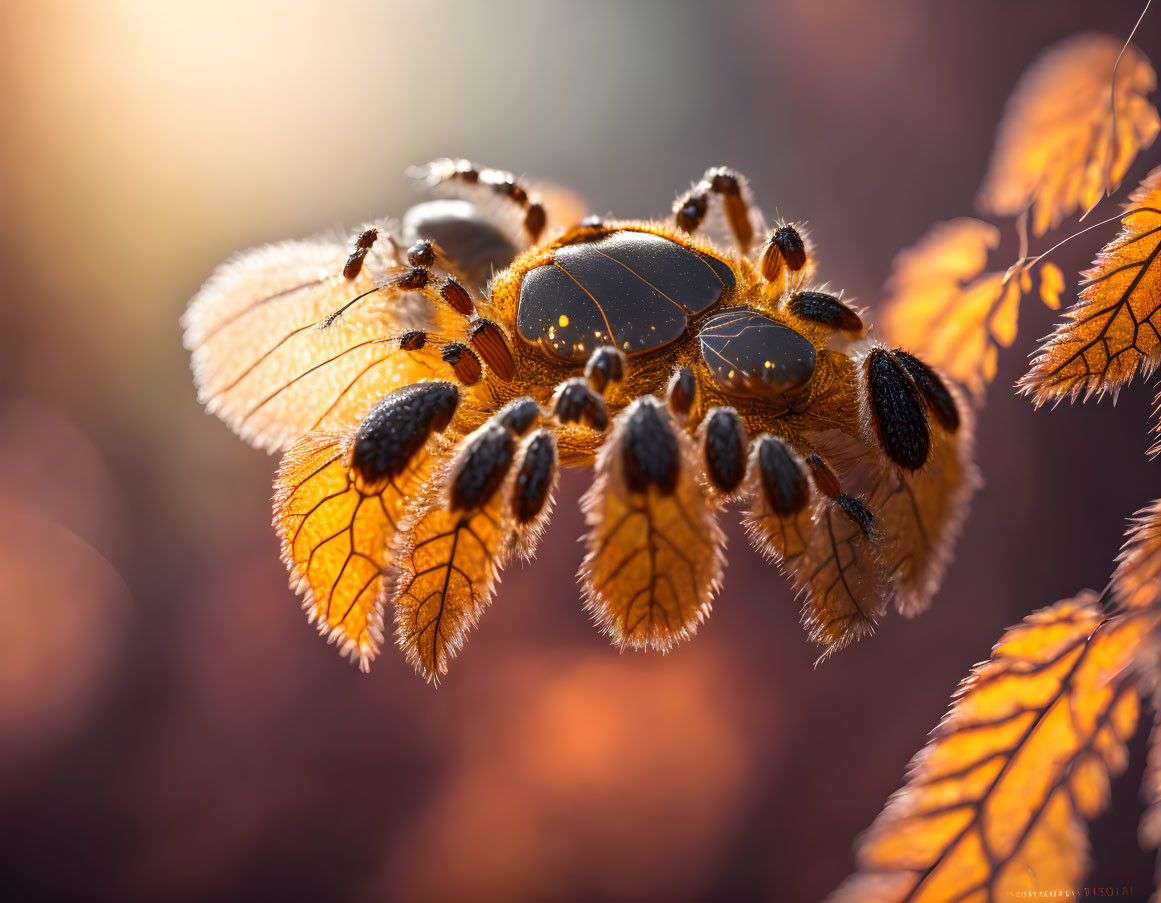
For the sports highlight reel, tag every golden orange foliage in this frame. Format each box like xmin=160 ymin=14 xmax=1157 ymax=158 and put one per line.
xmin=1037 ymin=258 xmax=1066 ymax=311
xmin=976 ymin=33 xmax=1160 ymax=236
xmin=1110 ymin=498 xmax=1161 ymax=619
xmin=389 ymin=428 xmax=506 ymax=683
xmin=830 ymin=27 xmax=1161 ymax=901
xmin=881 ymin=218 xmax=1064 ymax=401
xmin=1021 ymin=166 xmax=1161 ymax=406
xmin=274 ymin=429 xmax=449 ymax=670
xmin=832 ymin=499 xmax=1161 ymax=901
xmin=580 ymin=401 xmax=725 ymax=651
xmin=829 ymin=597 xmax=1140 ymax=902
xmin=1108 ymin=501 xmax=1161 ymax=881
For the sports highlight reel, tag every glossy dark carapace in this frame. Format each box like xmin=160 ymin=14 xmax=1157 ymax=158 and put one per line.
xmin=185 ymin=157 xmax=977 ymax=683
xmin=698 ymin=307 xmax=816 ymax=399
xmin=402 ymin=199 xmax=518 ymax=290
xmin=516 ymin=230 xmax=735 ymax=362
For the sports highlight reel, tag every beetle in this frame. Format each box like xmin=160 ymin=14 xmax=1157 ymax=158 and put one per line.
xmin=184 ymin=158 xmax=978 ymax=682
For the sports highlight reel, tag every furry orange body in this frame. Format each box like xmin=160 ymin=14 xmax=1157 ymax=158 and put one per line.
xmin=184 ymin=159 xmax=978 ymax=682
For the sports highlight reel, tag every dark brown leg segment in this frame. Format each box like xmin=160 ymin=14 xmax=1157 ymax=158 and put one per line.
xmin=343 ymin=228 xmax=380 ymax=280
xmin=753 ymin=435 xmax=811 ymax=517
xmin=552 ymin=377 xmax=609 ymax=431
xmin=759 ymin=224 xmax=810 ymax=284
xmin=787 ymin=290 xmax=863 ymax=334
xmin=440 ymin=342 xmax=483 ymax=386
xmin=329 ymin=233 xmax=522 ymax=386
xmin=667 ymin=367 xmax=696 ymax=418
xmin=410 ymin=158 xmax=548 ymax=245
xmin=673 ymin=166 xmax=757 ymax=252
xmin=511 ymin=428 xmax=557 ymax=525
xmin=584 ymin=346 xmax=627 ymax=395
xmin=891 ymin=351 xmax=960 ymax=433
xmin=320 ymin=265 xmax=435 ymax=329
xmin=468 ymin=319 xmax=516 ymax=382
xmin=351 ymin=381 xmax=460 ymax=485
xmin=864 ymin=347 xmax=931 ymax=472
xmin=700 ymin=407 xmax=748 ymax=496
xmin=802 ymin=452 xmax=873 ymax=535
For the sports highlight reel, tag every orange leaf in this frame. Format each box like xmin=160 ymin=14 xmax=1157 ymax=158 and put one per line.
xmin=1111 ymin=498 xmax=1161 ymax=618
xmin=1108 ymin=501 xmax=1161 ymax=875
xmin=829 ymin=596 xmax=1142 ymax=902
xmin=832 ymin=499 xmax=1161 ymax=900
xmin=1039 ymin=261 xmax=1066 ymax=310
xmin=882 ymin=219 xmax=1059 ymax=402
xmin=1021 ymin=167 xmax=1161 ymax=406
xmin=976 ymin=33 xmax=1160 ymax=236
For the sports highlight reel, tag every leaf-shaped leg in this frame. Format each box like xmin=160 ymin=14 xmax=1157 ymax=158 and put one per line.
xmin=869 ymin=375 xmax=980 ymax=617
xmin=274 ymin=381 xmax=461 ymax=670
xmin=742 ymin=434 xmax=885 ymax=657
xmin=183 ymin=226 xmax=467 ymax=453
xmin=579 ymin=396 xmax=726 ymax=651
xmin=391 ymin=401 xmax=557 ymax=682
xmin=409 ymin=158 xmax=552 ymax=248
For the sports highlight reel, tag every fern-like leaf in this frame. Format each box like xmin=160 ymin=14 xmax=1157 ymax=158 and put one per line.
xmin=976 ymin=33 xmax=1159 ymax=235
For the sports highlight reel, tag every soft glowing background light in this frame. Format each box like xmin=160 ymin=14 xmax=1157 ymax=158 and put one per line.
xmin=0 ymin=1 xmax=1156 ymax=900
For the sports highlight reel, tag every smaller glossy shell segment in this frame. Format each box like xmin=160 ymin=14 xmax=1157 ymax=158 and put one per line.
xmin=517 ymin=230 xmax=735 ymax=362
xmin=698 ymin=308 xmax=816 ymax=399
xmin=402 ymin=199 xmax=519 ymax=289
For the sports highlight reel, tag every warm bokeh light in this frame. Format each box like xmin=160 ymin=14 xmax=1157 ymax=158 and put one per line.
xmin=0 ymin=497 xmax=130 ymax=769
xmin=375 ymin=650 xmax=767 ymax=902
xmin=1 ymin=1 xmax=1158 ymax=901
xmin=0 ymin=401 xmax=130 ymax=771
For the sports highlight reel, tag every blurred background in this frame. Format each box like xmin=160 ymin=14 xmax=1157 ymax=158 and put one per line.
xmin=0 ymin=1 xmax=1157 ymax=900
